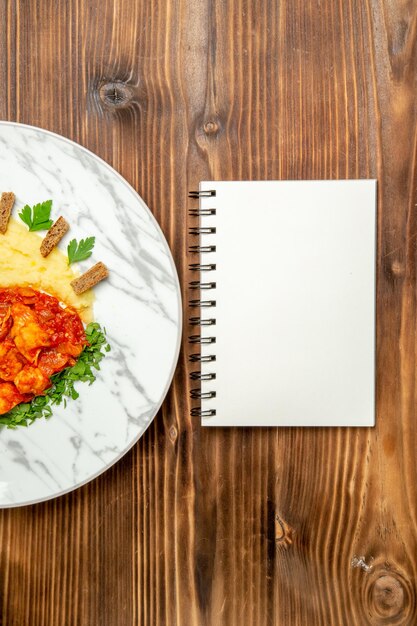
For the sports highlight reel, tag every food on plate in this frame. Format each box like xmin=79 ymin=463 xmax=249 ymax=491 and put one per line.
xmin=40 ymin=216 xmax=70 ymax=257
xmin=0 ymin=195 xmax=111 ymax=428
xmin=0 ymin=192 xmax=15 ymax=234
xmin=0 ymin=218 xmax=93 ymax=322
xmin=71 ymin=262 xmax=109 ymax=295
xmin=0 ymin=287 xmax=87 ymax=414
xmin=67 ymin=236 xmax=95 ymax=264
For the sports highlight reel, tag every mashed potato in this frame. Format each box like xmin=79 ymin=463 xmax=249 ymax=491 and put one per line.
xmin=0 ymin=219 xmax=94 ymax=322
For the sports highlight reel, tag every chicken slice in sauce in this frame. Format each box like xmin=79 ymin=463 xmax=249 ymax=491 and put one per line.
xmin=10 ymin=302 xmax=52 ymax=363
xmin=37 ymin=349 xmax=71 ymax=377
xmin=14 ymin=365 xmax=51 ymax=396
xmin=0 ymin=342 xmax=24 ymax=380
xmin=0 ymin=382 xmax=26 ymax=414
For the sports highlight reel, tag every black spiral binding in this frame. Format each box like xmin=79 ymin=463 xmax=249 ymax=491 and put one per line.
xmin=188 ymin=189 xmax=217 ymax=418
xmin=190 ymin=372 xmax=216 ymax=380
xmin=189 ymin=190 xmax=216 ymax=198
xmin=189 ymin=317 xmax=216 ymax=326
xmin=189 ymin=208 xmax=216 ymax=217
xmin=189 ymin=244 xmax=216 ymax=253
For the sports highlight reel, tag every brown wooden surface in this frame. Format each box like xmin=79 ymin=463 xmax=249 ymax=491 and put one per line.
xmin=0 ymin=0 xmax=417 ymax=624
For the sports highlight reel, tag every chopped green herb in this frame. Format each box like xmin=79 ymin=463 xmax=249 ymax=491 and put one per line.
xmin=67 ymin=237 xmax=95 ymax=265
xmin=18 ymin=200 xmax=53 ymax=231
xmin=0 ymin=322 xmax=110 ymax=429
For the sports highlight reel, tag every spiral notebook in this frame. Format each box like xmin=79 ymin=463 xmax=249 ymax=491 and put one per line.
xmin=189 ymin=180 xmax=377 ymax=427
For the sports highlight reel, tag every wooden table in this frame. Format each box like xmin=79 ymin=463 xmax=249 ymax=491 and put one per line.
xmin=1 ymin=1 xmax=416 ymax=624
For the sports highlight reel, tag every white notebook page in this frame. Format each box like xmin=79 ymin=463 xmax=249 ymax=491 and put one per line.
xmin=197 ymin=180 xmax=376 ymax=427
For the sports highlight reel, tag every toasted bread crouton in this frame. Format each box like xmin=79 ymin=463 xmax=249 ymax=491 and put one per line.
xmin=70 ymin=262 xmax=109 ymax=295
xmin=0 ymin=192 xmax=15 ymax=234
xmin=40 ymin=216 xmax=70 ymax=257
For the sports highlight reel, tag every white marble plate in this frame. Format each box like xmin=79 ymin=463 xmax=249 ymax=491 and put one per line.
xmin=0 ymin=122 xmax=182 ymax=507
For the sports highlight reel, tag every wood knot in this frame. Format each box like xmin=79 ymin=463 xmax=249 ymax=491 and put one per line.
xmin=390 ymin=259 xmax=404 ymax=277
xmin=168 ymin=425 xmax=178 ymax=443
xmin=372 ymin=575 xmax=404 ymax=618
xmin=98 ymin=81 xmax=134 ymax=109
xmin=358 ymin=561 xmax=416 ymax=624
xmin=203 ymin=120 xmax=220 ymax=135
xmin=275 ymin=514 xmax=294 ymax=549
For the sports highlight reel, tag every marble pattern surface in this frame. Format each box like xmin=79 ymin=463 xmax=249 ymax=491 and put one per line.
xmin=0 ymin=122 xmax=182 ymax=507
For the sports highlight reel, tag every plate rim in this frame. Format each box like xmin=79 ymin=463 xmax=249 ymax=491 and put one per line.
xmin=0 ymin=121 xmax=183 ymax=508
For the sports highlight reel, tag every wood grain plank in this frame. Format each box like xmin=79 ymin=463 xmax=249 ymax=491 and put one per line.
xmin=1 ymin=0 xmax=417 ymax=624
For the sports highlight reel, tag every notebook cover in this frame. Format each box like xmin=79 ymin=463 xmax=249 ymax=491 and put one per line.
xmin=193 ymin=180 xmax=376 ymax=427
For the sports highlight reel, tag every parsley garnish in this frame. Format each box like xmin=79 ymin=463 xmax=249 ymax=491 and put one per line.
xmin=67 ymin=237 xmax=95 ymax=265
xmin=0 ymin=322 xmax=110 ymax=429
xmin=18 ymin=200 xmax=53 ymax=231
